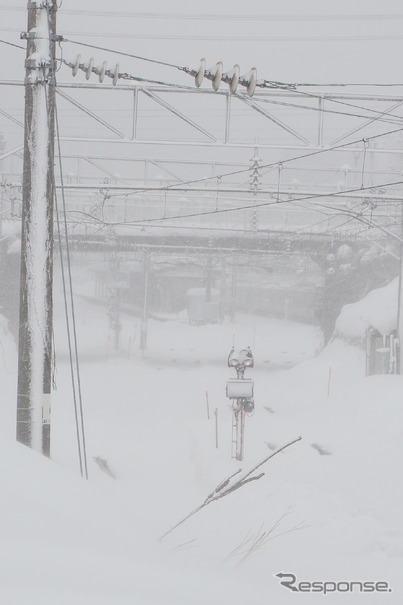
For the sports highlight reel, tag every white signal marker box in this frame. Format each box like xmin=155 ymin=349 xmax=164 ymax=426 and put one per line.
xmin=226 ymin=378 xmax=254 ymax=399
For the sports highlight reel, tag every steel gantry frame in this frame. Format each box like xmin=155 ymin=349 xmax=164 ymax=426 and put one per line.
xmin=2 ymin=78 xmax=403 ymax=147
xmin=2 ymin=79 xmax=403 ymax=239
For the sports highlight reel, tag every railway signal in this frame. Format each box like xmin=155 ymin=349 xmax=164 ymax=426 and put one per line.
xmin=226 ymin=347 xmax=255 ymax=460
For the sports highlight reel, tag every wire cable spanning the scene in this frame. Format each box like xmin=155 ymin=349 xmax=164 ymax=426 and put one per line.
xmin=8 ymin=33 xmax=403 ymax=122
xmin=292 ymin=81 xmax=403 ymax=88
xmin=286 ymin=88 xmax=403 ymax=127
xmin=57 ymin=38 xmax=403 ymax=130
xmin=44 ymin=30 xmax=403 ymax=42
xmin=5 ymin=22 xmax=403 ymax=88
xmin=4 ymin=6 xmax=403 ymax=20
xmin=61 ymin=36 xmax=403 ymax=93
xmin=102 ymin=123 xmax=403 ymax=201
xmin=6 ymin=31 xmax=403 ymax=136
xmin=61 ymin=58 xmax=189 ymax=88
xmin=62 ymin=37 xmax=182 ymax=70
xmin=313 ymin=200 xmax=402 ymax=242
xmin=0 ymin=38 xmax=25 ymax=50
xmin=71 ymin=178 xmax=403 ymax=231
xmin=53 ymin=92 xmax=89 ymax=480
xmin=59 ymin=54 xmax=403 ymax=125
xmin=255 ymin=94 xmax=403 ymax=126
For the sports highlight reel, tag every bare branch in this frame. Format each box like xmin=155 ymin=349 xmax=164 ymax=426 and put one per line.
xmin=203 ymin=468 xmax=242 ymax=503
xmin=159 ymin=436 xmax=302 ymax=542
xmin=240 ymin=436 xmax=302 ymax=482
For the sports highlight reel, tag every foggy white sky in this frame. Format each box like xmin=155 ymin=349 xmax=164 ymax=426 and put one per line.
xmin=2 ymin=1 xmax=403 ymax=86
xmin=60 ymin=0 xmax=403 ymax=86
xmin=2 ymin=0 xmax=403 ymax=193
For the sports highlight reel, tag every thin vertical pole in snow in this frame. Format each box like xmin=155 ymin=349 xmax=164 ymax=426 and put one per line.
xmin=317 ymin=95 xmax=324 ymax=148
xmin=230 ymin=255 xmax=236 ymax=324
xmin=140 ymin=252 xmax=150 ymax=353
xmin=220 ymin=255 xmax=226 ymax=323
xmin=214 ymin=408 xmax=219 ymax=449
xmin=327 ymin=366 xmax=332 ymax=397
xmin=17 ymin=1 xmax=57 ymax=456
xmin=397 ymin=205 xmax=403 ymax=374
xmin=131 ymin=87 xmax=138 ymax=141
xmin=205 ymin=390 xmax=210 ymax=420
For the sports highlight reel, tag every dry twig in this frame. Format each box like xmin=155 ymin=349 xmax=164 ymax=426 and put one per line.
xmin=159 ymin=436 xmax=302 ymax=542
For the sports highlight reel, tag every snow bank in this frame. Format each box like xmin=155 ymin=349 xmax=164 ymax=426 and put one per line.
xmin=0 ymin=313 xmax=17 ymax=437
xmin=335 ymin=277 xmax=398 ymax=338
xmin=1 ymin=282 xmax=402 ymax=602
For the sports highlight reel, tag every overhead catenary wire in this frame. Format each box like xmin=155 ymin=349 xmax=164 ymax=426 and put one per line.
xmin=4 ymin=6 xmax=403 ymax=21
xmin=102 ymin=123 xmax=403 ymax=200
xmin=255 ymin=95 xmax=403 ymax=127
xmin=61 ymin=37 xmax=183 ymax=70
xmin=59 ymin=38 xmax=403 ymax=99
xmin=10 ymin=18 xmax=403 ymax=243
xmin=21 ymin=87 xmax=403 ymax=238
xmin=55 ymin=43 xmax=403 ymax=136
xmin=65 ymin=200 xmax=399 ymax=254
xmin=33 ymin=30 xmax=403 ymax=42
xmin=6 ymin=18 xmax=403 ymax=43
xmin=67 ymin=178 xmax=403 ymax=230
xmin=24 ymin=38 xmax=403 ymax=215
xmin=60 ymin=185 xmax=400 ymax=243
xmin=61 ymin=212 xmax=385 ymax=243
xmin=5 ymin=35 xmax=403 ymax=118
xmin=57 ymin=61 xmax=403 ymax=125
xmin=3 ymin=11 xmax=403 ymax=88
xmin=283 ymin=88 xmax=403 ymax=127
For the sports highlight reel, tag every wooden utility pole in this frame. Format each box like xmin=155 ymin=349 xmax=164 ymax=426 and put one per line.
xmin=398 ymin=208 xmax=403 ymax=375
xmin=17 ymin=1 xmax=57 ymax=456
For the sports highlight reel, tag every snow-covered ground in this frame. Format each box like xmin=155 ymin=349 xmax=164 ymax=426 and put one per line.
xmin=0 ymin=275 xmax=402 ymax=604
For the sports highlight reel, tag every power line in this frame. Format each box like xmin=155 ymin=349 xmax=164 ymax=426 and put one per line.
xmin=3 ymin=7 xmax=403 ymax=21
xmin=6 ymin=25 xmax=403 ymax=41
xmin=0 ymin=38 xmax=25 ymax=50
xmin=8 ymin=35 xmax=400 ymax=96
xmin=72 ymin=178 xmax=403 ymax=229
xmin=59 ymin=39 xmax=403 ymax=116
xmin=54 ymin=11 xmax=403 ymax=22
xmin=102 ymin=123 xmax=403 ymax=199
xmin=6 ymin=35 xmax=403 ymax=121
xmin=256 ymin=95 xmax=403 ymax=126
xmin=62 ymin=37 xmax=182 ymax=70
xmin=10 ymin=19 xmax=403 ymax=237
xmin=294 ymin=201 xmax=366 ymax=234
xmin=290 ymin=87 xmax=403 ymax=123
xmin=261 ymin=90 xmax=403 ymax=128
xmin=293 ymin=82 xmax=403 ymax=88
xmin=62 ymin=187 xmax=401 ymax=243
xmin=39 ymin=31 xmax=403 ymax=42
xmin=6 ymin=67 xmax=403 ymax=199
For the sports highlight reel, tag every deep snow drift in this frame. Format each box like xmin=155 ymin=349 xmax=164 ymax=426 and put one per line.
xmin=0 ymin=276 xmax=402 ymax=604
